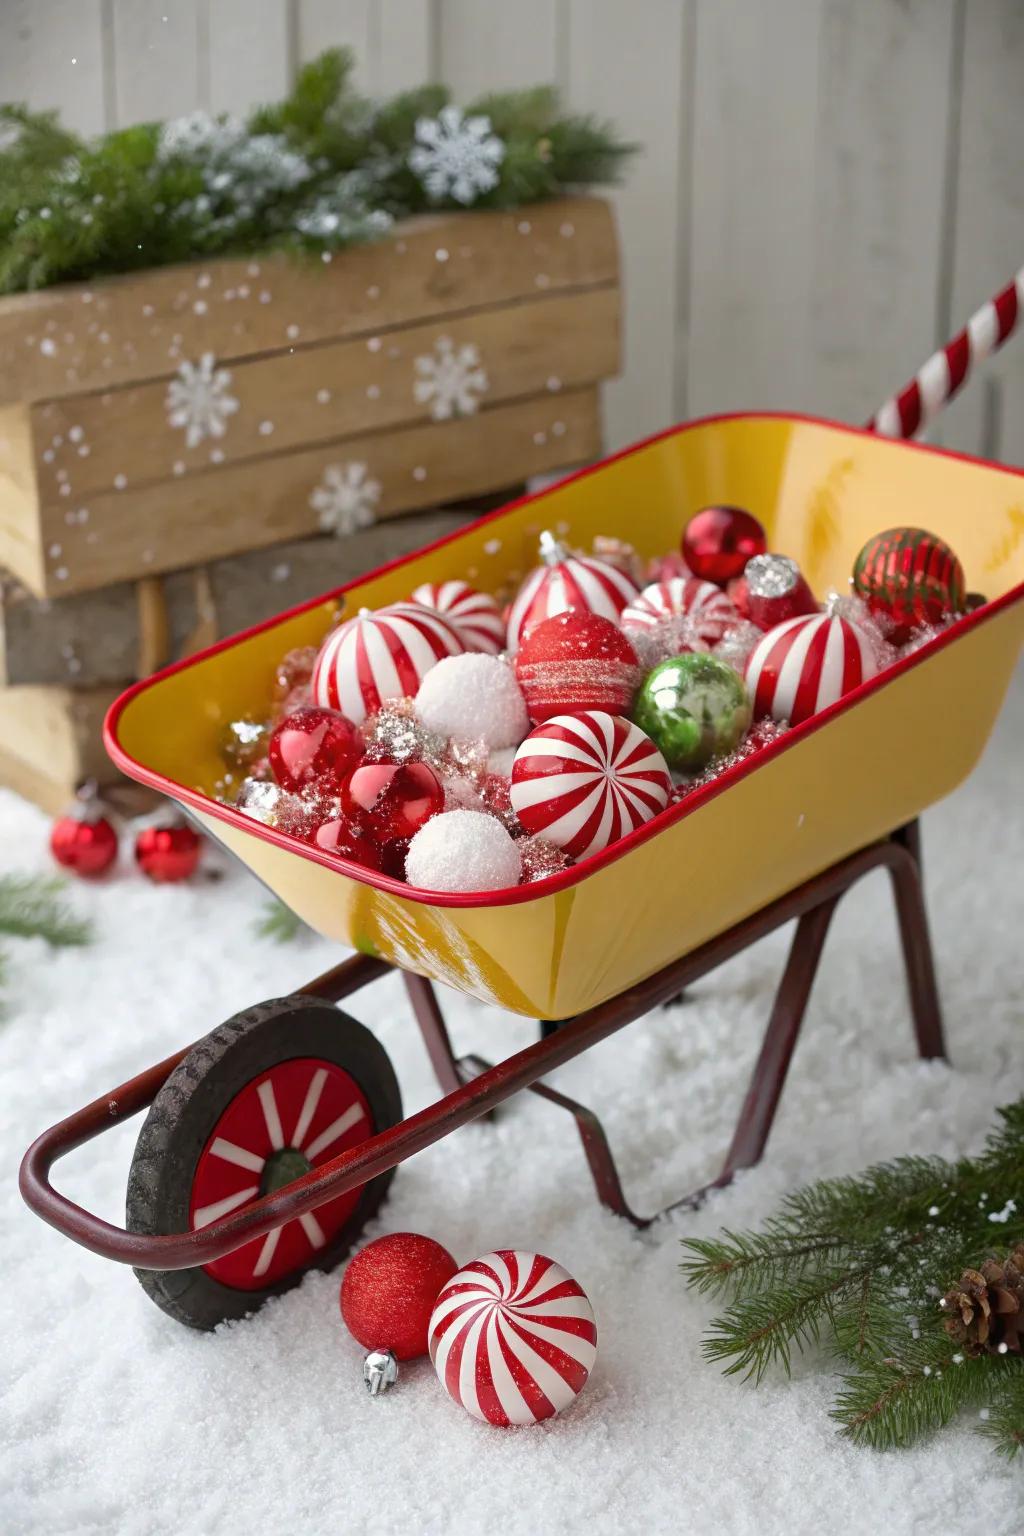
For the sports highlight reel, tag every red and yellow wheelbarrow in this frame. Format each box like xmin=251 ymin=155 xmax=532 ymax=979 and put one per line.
xmin=19 ymin=274 xmax=1024 ymax=1330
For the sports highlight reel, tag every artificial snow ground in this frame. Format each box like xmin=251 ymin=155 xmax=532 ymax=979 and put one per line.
xmin=2 ymin=671 xmax=1022 ymax=1536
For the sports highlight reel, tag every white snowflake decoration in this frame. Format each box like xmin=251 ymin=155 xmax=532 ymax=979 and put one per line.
xmin=408 ymin=106 xmax=505 ymax=205
xmin=310 ymin=463 xmax=380 ymax=537
xmin=165 ymin=353 xmax=239 ymax=450
xmin=413 ymin=336 xmax=488 ymax=421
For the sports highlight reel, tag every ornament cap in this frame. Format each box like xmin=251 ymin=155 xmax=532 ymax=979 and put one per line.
xmin=363 ymin=1348 xmax=399 ymax=1396
xmin=538 ymin=529 xmax=566 ymax=567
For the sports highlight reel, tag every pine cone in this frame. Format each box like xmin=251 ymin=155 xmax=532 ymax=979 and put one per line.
xmin=941 ymin=1242 xmax=1024 ymax=1356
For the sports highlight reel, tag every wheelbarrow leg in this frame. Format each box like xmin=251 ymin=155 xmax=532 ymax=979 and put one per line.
xmin=889 ymin=820 xmax=947 ymax=1062
xmin=402 ymin=973 xmax=463 ymax=1095
xmin=714 ymin=896 xmax=839 ymax=1184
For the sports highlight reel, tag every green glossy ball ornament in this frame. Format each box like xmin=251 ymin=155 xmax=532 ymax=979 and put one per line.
xmin=633 ymin=653 xmax=751 ymax=772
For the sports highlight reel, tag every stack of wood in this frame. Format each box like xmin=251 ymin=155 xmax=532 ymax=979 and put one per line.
xmin=0 ymin=196 xmax=620 ymax=813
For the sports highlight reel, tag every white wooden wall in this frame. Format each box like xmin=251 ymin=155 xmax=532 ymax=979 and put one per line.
xmin=1 ymin=0 xmax=1021 ymax=463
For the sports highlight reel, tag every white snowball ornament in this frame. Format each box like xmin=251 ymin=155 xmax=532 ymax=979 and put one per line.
xmin=429 ymin=1249 xmax=597 ymax=1426
xmin=405 ymin=809 xmax=522 ymax=893
xmin=414 ymin=654 xmax=529 ymax=750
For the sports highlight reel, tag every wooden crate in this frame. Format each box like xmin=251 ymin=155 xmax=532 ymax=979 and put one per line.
xmin=0 ymin=196 xmax=619 ymax=599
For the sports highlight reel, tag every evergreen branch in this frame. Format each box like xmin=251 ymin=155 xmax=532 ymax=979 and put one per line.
xmin=255 ymin=899 xmax=305 ymax=944
xmin=832 ymin=1334 xmax=997 ymax=1449
xmin=680 ymin=1228 xmax=847 ymax=1300
xmin=0 ymin=873 xmax=92 ymax=947
xmin=981 ymin=1367 xmax=1024 ymax=1458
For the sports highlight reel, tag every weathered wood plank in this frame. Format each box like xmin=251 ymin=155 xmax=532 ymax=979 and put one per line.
xmin=296 ymin=0 xmax=373 ymax=89
xmin=437 ymin=0 xmax=560 ymax=97
xmin=4 ymin=683 xmax=121 ymax=789
xmin=30 ymin=285 xmax=618 ymax=502
xmin=30 ymin=387 xmax=600 ymax=596
xmin=937 ymin=0 xmax=1024 ymax=465
xmin=566 ymin=0 xmax=687 ymax=451
xmin=0 ymin=196 xmax=617 ymax=407
xmin=208 ymin=0 xmax=293 ymax=115
xmin=110 ymin=0 xmax=203 ymax=126
xmin=0 ymin=0 xmax=109 ymax=136
xmin=0 ymin=509 xmax=479 ymax=688
xmin=375 ymin=1 xmax=434 ymax=93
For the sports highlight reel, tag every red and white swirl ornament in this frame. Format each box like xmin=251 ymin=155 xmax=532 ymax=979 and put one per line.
xmin=621 ymin=577 xmax=736 ymax=647
xmin=428 ymin=1250 xmax=597 ymax=1426
xmin=506 ymin=531 xmax=638 ymax=651
xmin=511 ymin=710 xmax=671 ymax=860
xmin=410 ymin=579 xmax=505 ymax=654
xmin=745 ymin=612 xmax=878 ymax=726
xmin=312 ymin=603 xmax=464 ymax=725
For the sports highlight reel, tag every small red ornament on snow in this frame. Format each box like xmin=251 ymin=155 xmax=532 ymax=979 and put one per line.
xmin=410 ymin=579 xmax=505 ymax=654
xmin=743 ymin=554 xmax=819 ymax=631
xmin=682 ymin=505 xmax=767 ymax=585
xmin=852 ymin=526 xmax=966 ymax=642
xmin=429 ymin=1249 xmax=597 ymax=1426
xmin=50 ymin=794 xmax=118 ymax=879
xmin=514 ymin=610 xmax=641 ymax=724
xmin=135 ymin=818 xmax=203 ymax=882
xmin=268 ymin=706 xmax=363 ymax=795
xmin=745 ymin=612 xmax=878 ymax=726
xmin=621 ymin=577 xmax=737 ymax=648
xmin=511 ymin=711 xmax=671 ymax=860
xmin=341 ymin=1232 xmax=459 ymax=1367
xmin=312 ymin=603 xmax=465 ymax=724
xmin=341 ymin=759 xmax=445 ymax=844
xmin=506 ymin=530 xmax=639 ymax=651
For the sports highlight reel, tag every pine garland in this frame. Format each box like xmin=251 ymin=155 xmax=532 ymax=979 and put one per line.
xmin=681 ymin=1098 xmax=1024 ymax=1457
xmin=0 ymin=872 xmax=92 ymax=994
xmin=0 ymin=49 xmax=634 ymax=294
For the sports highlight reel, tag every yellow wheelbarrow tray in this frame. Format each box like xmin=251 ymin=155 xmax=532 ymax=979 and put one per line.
xmin=104 ymin=411 xmax=1024 ymax=1022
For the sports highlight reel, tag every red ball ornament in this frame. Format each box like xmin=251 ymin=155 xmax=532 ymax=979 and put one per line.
xmin=514 ymin=610 xmax=641 ymax=724
xmin=743 ymin=554 xmax=819 ymax=631
xmin=341 ymin=759 xmax=444 ymax=843
xmin=682 ymin=505 xmax=767 ymax=585
xmin=852 ymin=526 xmax=966 ymax=642
xmin=506 ymin=530 xmax=639 ymax=650
xmin=341 ymin=1232 xmax=459 ymax=1361
xmin=50 ymin=806 xmax=118 ymax=878
xmin=135 ymin=820 xmax=202 ymax=882
xmin=268 ymin=706 xmax=363 ymax=796
xmin=311 ymin=816 xmax=384 ymax=870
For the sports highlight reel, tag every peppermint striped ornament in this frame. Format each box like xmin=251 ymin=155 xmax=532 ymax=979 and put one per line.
xmin=510 ymin=710 xmax=671 ymax=860
xmin=312 ymin=603 xmax=464 ymax=725
xmin=621 ymin=577 xmax=736 ymax=646
xmin=871 ymin=265 xmax=1024 ymax=440
xmin=410 ymin=579 xmax=505 ymax=654
xmin=506 ymin=531 xmax=639 ymax=651
xmin=745 ymin=612 xmax=878 ymax=727
xmin=428 ymin=1250 xmax=597 ymax=1426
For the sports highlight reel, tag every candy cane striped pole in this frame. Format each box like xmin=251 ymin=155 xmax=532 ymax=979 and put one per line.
xmin=870 ymin=265 xmax=1024 ymax=440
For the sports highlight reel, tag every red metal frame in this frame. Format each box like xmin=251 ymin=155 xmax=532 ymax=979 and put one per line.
xmin=20 ymin=821 xmax=943 ymax=1263
xmin=102 ymin=410 xmax=1024 ymax=911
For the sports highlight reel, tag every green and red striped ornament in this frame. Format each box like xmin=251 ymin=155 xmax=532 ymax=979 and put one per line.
xmin=852 ymin=526 xmax=965 ymax=642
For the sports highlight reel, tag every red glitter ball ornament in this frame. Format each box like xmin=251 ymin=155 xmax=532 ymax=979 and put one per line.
xmin=135 ymin=821 xmax=202 ymax=882
xmin=268 ymin=706 xmax=363 ymax=795
xmin=514 ymin=610 xmax=641 ymax=724
xmin=341 ymin=759 xmax=444 ymax=843
xmin=682 ymin=505 xmax=767 ymax=585
xmin=340 ymin=1232 xmax=459 ymax=1361
xmin=50 ymin=807 xmax=118 ymax=878
xmin=311 ymin=816 xmax=383 ymax=870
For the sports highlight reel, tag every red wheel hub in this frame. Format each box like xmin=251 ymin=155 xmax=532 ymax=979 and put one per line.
xmin=189 ymin=1057 xmax=372 ymax=1290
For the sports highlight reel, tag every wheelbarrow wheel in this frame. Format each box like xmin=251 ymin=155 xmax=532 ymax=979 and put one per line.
xmin=126 ymin=995 xmax=401 ymax=1331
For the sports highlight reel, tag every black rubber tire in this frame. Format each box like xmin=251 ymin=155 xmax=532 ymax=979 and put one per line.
xmin=126 ymin=995 xmax=401 ymax=1331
